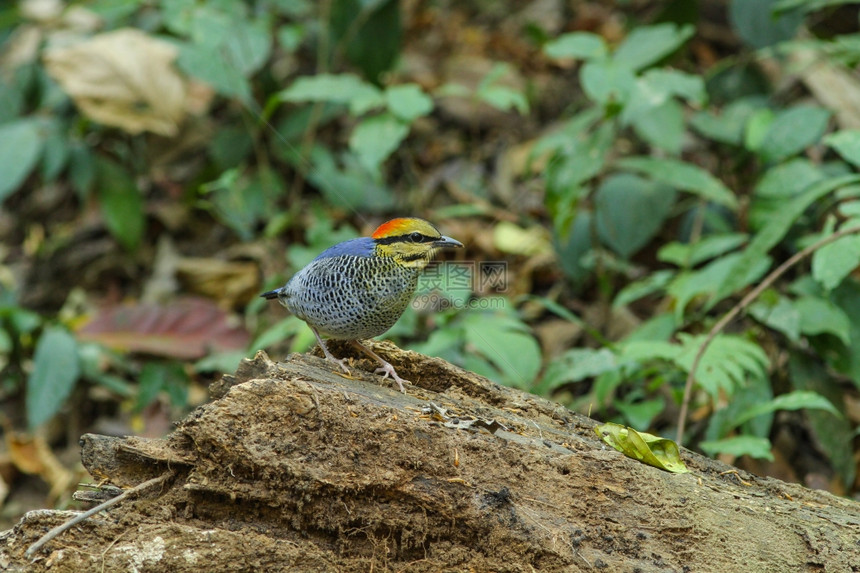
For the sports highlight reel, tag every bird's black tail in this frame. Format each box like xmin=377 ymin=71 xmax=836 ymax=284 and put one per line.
xmin=260 ymin=289 xmax=281 ymax=300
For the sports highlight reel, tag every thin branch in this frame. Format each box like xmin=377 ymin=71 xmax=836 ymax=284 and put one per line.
xmin=25 ymin=471 xmax=175 ymax=560
xmin=676 ymin=224 xmax=860 ymax=444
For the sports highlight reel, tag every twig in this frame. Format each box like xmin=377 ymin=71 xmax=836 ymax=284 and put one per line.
xmin=676 ymin=225 xmax=860 ymax=444
xmin=25 ymin=471 xmax=175 ymax=560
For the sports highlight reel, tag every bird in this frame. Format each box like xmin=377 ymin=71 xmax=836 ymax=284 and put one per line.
xmin=261 ymin=217 xmax=463 ymax=392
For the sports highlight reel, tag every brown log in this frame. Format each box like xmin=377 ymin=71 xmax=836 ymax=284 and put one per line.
xmin=2 ymin=341 xmax=859 ymax=572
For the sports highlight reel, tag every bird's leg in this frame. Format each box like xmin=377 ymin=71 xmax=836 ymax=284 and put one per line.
xmin=311 ymin=328 xmax=351 ymax=375
xmin=350 ymin=340 xmax=408 ymax=393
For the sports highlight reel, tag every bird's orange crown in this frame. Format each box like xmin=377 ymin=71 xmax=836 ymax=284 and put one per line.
xmin=371 ymin=217 xmax=428 ymax=239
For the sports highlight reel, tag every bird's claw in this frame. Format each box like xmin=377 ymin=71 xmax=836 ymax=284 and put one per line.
xmin=374 ymin=362 xmax=408 ymax=393
xmin=324 ymin=355 xmax=352 ymax=375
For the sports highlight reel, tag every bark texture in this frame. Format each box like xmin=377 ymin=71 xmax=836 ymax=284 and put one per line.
xmin=2 ymin=341 xmax=859 ymax=572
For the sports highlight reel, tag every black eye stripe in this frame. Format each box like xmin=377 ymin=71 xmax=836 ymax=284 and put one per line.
xmin=375 ymin=233 xmax=439 ymax=245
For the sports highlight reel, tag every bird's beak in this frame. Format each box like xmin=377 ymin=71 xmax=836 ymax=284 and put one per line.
xmin=434 ymin=236 xmax=464 ymax=249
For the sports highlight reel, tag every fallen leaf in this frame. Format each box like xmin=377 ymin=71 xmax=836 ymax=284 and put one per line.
xmin=176 ymin=257 xmax=261 ymax=308
xmin=493 ymin=221 xmax=553 ymax=256
xmin=596 ymin=422 xmax=690 ymax=473
xmin=793 ymin=46 xmax=860 ymax=129
xmin=76 ymin=297 xmax=250 ymax=359
xmin=7 ymin=432 xmax=76 ymax=501
xmin=43 ymin=28 xmax=189 ymax=136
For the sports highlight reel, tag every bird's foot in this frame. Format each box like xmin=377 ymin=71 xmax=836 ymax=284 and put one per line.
xmin=325 ymin=355 xmax=353 ymax=376
xmin=374 ymin=361 xmax=408 ymax=393
xmin=311 ymin=328 xmax=354 ymax=377
xmin=351 ymin=340 xmax=409 ymax=393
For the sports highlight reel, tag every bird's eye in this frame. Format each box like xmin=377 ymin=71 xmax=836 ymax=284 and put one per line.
xmin=409 ymin=232 xmax=424 ymax=243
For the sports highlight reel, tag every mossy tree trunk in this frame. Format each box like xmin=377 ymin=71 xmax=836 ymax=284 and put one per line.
xmin=3 ymin=342 xmax=859 ymax=572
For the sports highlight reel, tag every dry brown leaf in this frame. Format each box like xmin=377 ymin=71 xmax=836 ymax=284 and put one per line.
xmin=176 ymin=258 xmax=261 ymax=308
xmin=493 ymin=221 xmax=552 ymax=257
xmin=43 ymin=28 xmax=188 ymax=136
xmin=6 ymin=432 xmax=76 ymax=501
xmin=793 ymin=46 xmax=860 ymax=129
xmin=76 ymin=297 xmax=250 ymax=359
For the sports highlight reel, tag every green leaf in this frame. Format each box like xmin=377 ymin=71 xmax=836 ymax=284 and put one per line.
xmin=753 ymin=158 xmax=825 ymax=198
xmin=795 ymin=296 xmax=851 ymax=345
xmin=657 ymin=233 xmax=748 ymax=267
xmin=622 ymin=313 xmax=678 ymax=343
xmin=638 ymin=69 xmax=707 ymax=106
xmin=278 ymin=74 xmax=384 ymax=115
xmin=595 ymin=173 xmax=677 ymax=259
xmin=732 ymin=391 xmax=840 ymax=429
xmin=0 ymin=76 xmax=23 ymax=123
xmin=620 ymin=340 xmax=681 ymax=363
xmin=630 ymin=98 xmax=684 ymax=154
xmin=554 ymin=210 xmax=593 ymax=284
xmin=580 ymin=60 xmax=636 ymax=107
xmin=532 ymin=107 xmax=602 ymax=157
xmin=544 ymin=121 xmax=614 ymax=214
xmin=705 ymin=371 xmax=774 ymax=440
xmin=812 ymin=232 xmax=860 ymax=291
xmin=137 ymin=361 xmax=189 ymax=411
xmin=251 ymin=316 xmax=310 ymax=352
xmin=596 ymin=423 xmax=690 ymax=473
xmin=544 ymin=32 xmax=607 ymax=60
xmin=176 ymin=42 xmax=251 ymax=102
xmin=27 ymin=327 xmax=80 ymax=429
xmin=96 ymin=157 xmax=144 ymax=251
xmin=537 ymin=347 xmax=618 ymax=393
xmin=306 ymin=147 xmax=394 ymax=212
xmin=749 ymin=293 xmax=801 ymax=341
xmin=699 ymin=436 xmax=774 ymax=461
xmin=0 ymin=118 xmax=43 ymax=203
xmin=830 ymin=281 xmax=860 ymax=389
xmin=613 ymin=270 xmax=674 ymax=308
xmin=717 ymin=174 xmax=860 ymax=300
xmin=221 ymin=17 xmax=271 ymax=76
xmin=674 ymin=334 xmax=770 ymax=400
xmin=824 ymin=129 xmax=860 ymax=168
xmin=730 ymin=0 xmax=803 ymax=49
xmin=185 ymin=7 xmax=271 ymax=76
xmin=773 ymin=0 xmax=847 ymax=13
xmin=277 ymin=24 xmax=305 ymax=53
xmin=194 ymin=350 xmax=247 ymax=375
xmin=744 ymin=108 xmax=775 ymax=152
xmin=758 ymin=105 xmax=831 ymax=163
xmin=669 ymin=253 xmax=770 ymax=321
xmin=385 ymin=84 xmax=433 ymax=122
xmin=330 ymin=0 xmax=401 ymax=83
xmin=462 ymin=311 xmax=541 ymax=388
xmin=478 ymin=84 xmax=529 ymax=115
xmin=614 ymin=397 xmax=665 ymax=429
xmin=690 ymin=96 xmax=768 ymax=145
xmin=69 ymin=143 xmax=96 ymax=199
xmin=349 ymin=112 xmax=410 ymax=174
xmin=789 ymin=354 xmax=855 ymax=487
xmin=613 ymin=23 xmax=695 ymax=71
xmin=40 ymin=122 xmax=69 ymax=181
xmin=622 ymin=69 xmax=707 ymax=131
xmin=476 ymin=64 xmax=529 ymax=114
xmin=616 ymin=156 xmax=738 ymax=209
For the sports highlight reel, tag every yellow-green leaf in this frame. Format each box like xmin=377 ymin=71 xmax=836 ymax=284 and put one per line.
xmin=596 ymin=422 xmax=690 ymax=473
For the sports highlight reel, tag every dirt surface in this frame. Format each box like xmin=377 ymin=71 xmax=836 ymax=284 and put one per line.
xmin=2 ymin=343 xmax=859 ymax=572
